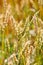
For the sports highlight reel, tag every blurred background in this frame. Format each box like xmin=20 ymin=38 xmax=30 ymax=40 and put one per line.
xmin=0 ymin=0 xmax=43 ymax=65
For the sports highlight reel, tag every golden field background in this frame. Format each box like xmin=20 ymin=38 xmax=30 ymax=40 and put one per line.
xmin=0 ymin=0 xmax=43 ymax=65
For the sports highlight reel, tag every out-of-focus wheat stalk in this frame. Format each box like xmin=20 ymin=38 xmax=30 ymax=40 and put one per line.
xmin=0 ymin=0 xmax=43 ymax=65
